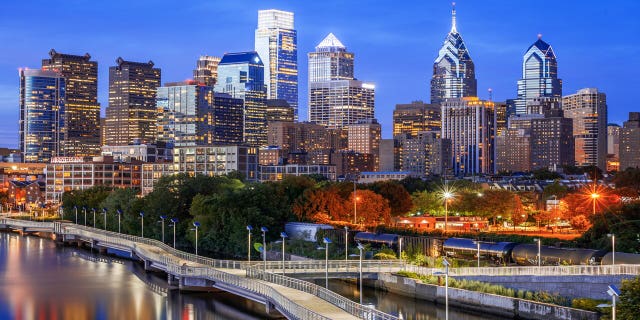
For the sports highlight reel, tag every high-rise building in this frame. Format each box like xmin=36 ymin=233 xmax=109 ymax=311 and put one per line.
xmin=514 ymin=36 xmax=562 ymax=115
xmin=347 ymin=119 xmax=381 ymax=171
xmin=19 ymin=69 xmax=66 ymax=163
xmin=495 ymin=129 xmax=530 ymax=173
xmin=173 ymin=145 xmax=258 ymax=181
xmin=266 ymin=99 xmax=295 ymax=123
xmin=620 ymin=113 xmax=640 ymax=170
xmin=430 ymin=4 xmax=477 ymax=105
xmin=215 ymin=52 xmax=267 ymax=147
xmin=193 ymin=55 xmax=221 ymax=87
xmin=266 ymin=121 xmax=332 ymax=164
xmin=393 ymin=101 xmax=441 ymax=138
xmin=397 ymin=131 xmax=451 ymax=177
xmin=156 ymin=81 xmax=243 ymax=147
xmin=308 ymin=33 xmax=374 ymax=129
xmin=105 ymin=58 xmax=161 ymax=146
xmin=441 ymin=97 xmax=494 ymax=176
xmin=255 ymin=9 xmax=298 ymax=119
xmin=379 ymin=139 xmax=395 ymax=172
xmin=562 ymin=88 xmax=607 ymax=170
xmin=42 ymin=49 xmax=100 ymax=156
xmin=494 ymin=101 xmax=508 ymax=136
xmin=530 ymin=108 xmax=574 ymax=171
xmin=607 ymin=124 xmax=621 ymax=172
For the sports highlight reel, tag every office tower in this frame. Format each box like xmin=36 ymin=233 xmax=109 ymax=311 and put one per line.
xmin=100 ymin=118 xmax=106 ymax=146
xmin=430 ymin=3 xmax=477 ymax=105
xmin=514 ymin=35 xmax=562 ymax=115
xmin=347 ymin=119 xmax=381 ymax=171
xmin=255 ymin=9 xmax=298 ymax=119
xmin=157 ymin=81 xmax=243 ymax=147
xmin=562 ymin=88 xmax=607 ymax=170
xmin=620 ymin=112 xmax=640 ymax=170
xmin=193 ymin=56 xmax=221 ymax=87
xmin=392 ymin=101 xmax=441 ymax=138
xmin=397 ymin=131 xmax=451 ymax=177
xmin=266 ymin=121 xmax=332 ymax=164
xmin=41 ymin=49 xmax=100 ymax=156
xmin=441 ymin=97 xmax=495 ymax=176
xmin=607 ymin=124 xmax=621 ymax=171
xmin=495 ymin=129 xmax=530 ymax=173
xmin=215 ymin=52 xmax=268 ymax=147
xmin=494 ymin=101 xmax=508 ymax=136
xmin=379 ymin=139 xmax=395 ymax=171
xmin=105 ymin=58 xmax=161 ymax=146
xmin=266 ymin=99 xmax=295 ymax=123
xmin=19 ymin=69 xmax=65 ymax=163
xmin=530 ymin=108 xmax=574 ymax=171
xmin=308 ymin=33 xmax=374 ymax=129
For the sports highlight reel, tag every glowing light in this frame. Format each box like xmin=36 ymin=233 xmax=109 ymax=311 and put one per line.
xmin=590 ymin=193 xmax=600 ymax=199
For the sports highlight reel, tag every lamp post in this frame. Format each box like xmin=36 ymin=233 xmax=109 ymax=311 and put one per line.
xmin=443 ymin=192 xmax=453 ymax=234
xmin=435 ymin=258 xmax=450 ymax=320
xmin=357 ymin=242 xmax=364 ymax=305
xmin=246 ymin=225 xmax=253 ymax=262
xmin=591 ymin=192 xmax=600 ymax=216
xmin=116 ymin=210 xmax=122 ymax=233
xmin=74 ymin=206 xmax=78 ymax=224
xmin=280 ymin=232 xmax=288 ymax=275
xmin=474 ymin=240 xmax=481 ymax=268
xmin=353 ymin=180 xmax=357 ymax=225
xmin=323 ymin=237 xmax=332 ymax=288
xmin=159 ymin=215 xmax=166 ymax=243
xmin=139 ymin=212 xmax=144 ymax=237
xmin=344 ymin=226 xmax=349 ymax=261
xmin=92 ymin=208 xmax=97 ymax=228
xmin=261 ymin=226 xmax=268 ymax=271
xmin=533 ymin=238 xmax=541 ymax=267
xmin=101 ymin=208 xmax=107 ymax=230
xmin=59 ymin=206 xmax=63 ymax=220
xmin=192 ymin=221 xmax=200 ymax=255
xmin=605 ymin=285 xmax=620 ymax=320
xmin=170 ymin=218 xmax=178 ymax=248
xmin=82 ymin=207 xmax=87 ymax=225
xmin=607 ymin=234 xmax=615 ymax=265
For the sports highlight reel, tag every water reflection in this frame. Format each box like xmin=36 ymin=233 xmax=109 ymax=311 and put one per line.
xmin=0 ymin=232 xmax=278 ymax=320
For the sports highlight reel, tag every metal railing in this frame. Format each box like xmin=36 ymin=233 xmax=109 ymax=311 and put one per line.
xmin=446 ymin=264 xmax=640 ymax=277
xmin=0 ymin=218 xmax=54 ymax=229
xmin=260 ymin=260 xmax=404 ymax=274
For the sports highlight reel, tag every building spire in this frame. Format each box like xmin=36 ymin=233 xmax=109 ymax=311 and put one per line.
xmin=451 ymin=2 xmax=457 ymax=33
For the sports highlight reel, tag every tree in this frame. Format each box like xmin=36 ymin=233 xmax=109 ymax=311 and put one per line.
xmin=542 ymin=181 xmax=568 ymax=200
xmin=367 ymin=181 xmax=412 ymax=216
xmin=475 ymin=189 xmax=517 ymax=219
xmin=532 ymin=169 xmax=561 ymax=180
xmin=349 ymin=189 xmax=391 ymax=226
xmin=292 ymin=188 xmax=348 ymax=223
xmin=614 ymin=167 xmax=640 ymax=194
xmin=411 ymin=190 xmax=443 ymax=215
xmin=618 ymin=276 xmax=640 ymax=319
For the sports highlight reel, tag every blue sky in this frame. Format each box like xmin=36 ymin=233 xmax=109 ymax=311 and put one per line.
xmin=1 ymin=0 xmax=638 ymax=148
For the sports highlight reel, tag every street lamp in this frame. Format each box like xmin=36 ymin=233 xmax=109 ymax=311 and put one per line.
xmin=192 ymin=221 xmax=200 ymax=255
xmin=473 ymin=240 xmax=481 ymax=268
xmin=280 ymin=232 xmax=288 ymax=275
xmin=606 ymin=285 xmax=620 ymax=320
xmin=74 ymin=206 xmax=78 ymax=224
xmin=139 ymin=211 xmax=144 ymax=237
xmin=323 ymin=237 xmax=332 ymax=288
xmin=261 ymin=226 xmax=268 ymax=271
xmin=591 ymin=192 xmax=600 ymax=216
xmin=59 ymin=206 xmax=64 ymax=220
xmin=246 ymin=225 xmax=253 ymax=262
xmin=92 ymin=208 xmax=96 ymax=228
xmin=82 ymin=206 xmax=87 ymax=225
xmin=116 ymin=209 xmax=122 ymax=233
xmin=434 ymin=258 xmax=451 ymax=320
xmin=344 ymin=226 xmax=349 ymax=261
xmin=443 ymin=192 xmax=453 ymax=234
xmin=533 ymin=238 xmax=541 ymax=267
xmin=353 ymin=180 xmax=358 ymax=225
xmin=357 ymin=242 xmax=364 ymax=305
xmin=159 ymin=215 xmax=166 ymax=243
xmin=607 ymin=234 xmax=615 ymax=265
xmin=102 ymin=208 xmax=107 ymax=230
xmin=170 ymin=218 xmax=178 ymax=248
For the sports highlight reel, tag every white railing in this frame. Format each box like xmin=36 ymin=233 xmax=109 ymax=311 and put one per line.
xmin=447 ymin=264 xmax=640 ymax=277
xmin=260 ymin=260 xmax=404 ymax=274
xmin=0 ymin=218 xmax=54 ymax=229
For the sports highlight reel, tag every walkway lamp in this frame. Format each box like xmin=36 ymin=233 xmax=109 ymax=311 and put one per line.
xmin=116 ymin=210 xmax=122 ymax=233
xmin=434 ymin=258 xmax=450 ymax=320
xmin=246 ymin=225 xmax=253 ymax=262
xmin=357 ymin=242 xmax=365 ymax=305
xmin=533 ymin=238 xmax=541 ymax=267
xmin=344 ymin=226 xmax=349 ymax=261
xmin=443 ymin=192 xmax=453 ymax=233
xmin=92 ymin=208 xmax=97 ymax=228
xmin=59 ymin=206 xmax=63 ymax=220
xmin=192 ymin=221 xmax=200 ymax=255
xmin=607 ymin=285 xmax=620 ymax=320
xmin=170 ymin=218 xmax=178 ymax=248
xmin=82 ymin=207 xmax=87 ymax=225
xmin=159 ymin=215 xmax=166 ymax=243
xmin=280 ymin=231 xmax=288 ymax=275
xmin=261 ymin=227 xmax=268 ymax=270
xmin=74 ymin=206 xmax=78 ymax=224
xmin=591 ymin=192 xmax=600 ymax=215
xmin=607 ymin=234 xmax=615 ymax=265
xmin=353 ymin=180 xmax=357 ymax=225
xmin=139 ymin=211 xmax=144 ymax=237
xmin=323 ymin=237 xmax=332 ymax=288
xmin=473 ymin=240 xmax=481 ymax=268
xmin=102 ymin=208 xmax=107 ymax=230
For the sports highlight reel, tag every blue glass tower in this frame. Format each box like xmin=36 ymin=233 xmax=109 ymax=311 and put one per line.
xmin=515 ymin=35 xmax=562 ymax=115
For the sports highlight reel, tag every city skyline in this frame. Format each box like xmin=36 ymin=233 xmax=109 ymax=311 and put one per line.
xmin=1 ymin=1 xmax=638 ymax=147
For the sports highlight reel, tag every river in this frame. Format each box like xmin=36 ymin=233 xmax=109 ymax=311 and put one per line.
xmin=0 ymin=232 xmax=505 ymax=320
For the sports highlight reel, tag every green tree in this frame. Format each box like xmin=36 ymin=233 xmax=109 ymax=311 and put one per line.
xmin=411 ymin=190 xmax=443 ymax=215
xmin=614 ymin=167 xmax=640 ymax=194
xmin=475 ymin=189 xmax=517 ymax=219
xmin=367 ymin=181 xmax=413 ymax=216
xmin=532 ymin=169 xmax=562 ymax=180
xmin=542 ymin=181 xmax=568 ymax=199
xmin=618 ymin=276 xmax=640 ymax=319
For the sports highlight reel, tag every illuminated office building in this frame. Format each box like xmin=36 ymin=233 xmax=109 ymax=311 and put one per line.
xmin=620 ymin=113 xmax=640 ymax=170
xmin=106 ymin=58 xmax=161 ymax=145
xmin=266 ymin=99 xmax=295 ymax=123
xmin=347 ymin=119 xmax=381 ymax=171
xmin=255 ymin=10 xmax=298 ymax=119
xmin=430 ymin=3 xmax=477 ymax=105
xmin=562 ymin=88 xmax=607 ymax=170
xmin=393 ymin=101 xmax=441 ymax=138
xmin=193 ymin=55 xmax=221 ymax=87
xmin=530 ymin=107 xmax=574 ymax=171
xmin=42 ymin=49 xmax=100 ymax=156
xmin=19 ymin=69 xmax=66 ymax=163
xmin=215 ymin=51 xmax=267 ymax=147
xmin=308 ymin=33 xmax=354 ymax=82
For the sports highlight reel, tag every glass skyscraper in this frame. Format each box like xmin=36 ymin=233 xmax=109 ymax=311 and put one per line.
xmin=19 ymin=69 xmax=66 ymax=163
xmin=214 ymin=51 xmax=267 ymax=147
xmin=255 ymin=10 xmax=298 ymax=119
xmin=430 ymin=4 xmax=477 ymax=105
xmin=562 ymin=88 xmax=607 ymax=170
xmin=515 ymin=35 xmax=562 ymax=115
xmin=193 ymin=55 xmax=221 ymax=87
xmin=308 ymin=33 xmax=354 ymax=82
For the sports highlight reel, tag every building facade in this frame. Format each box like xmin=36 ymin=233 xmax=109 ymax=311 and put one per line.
xmin=346 ymin=119 xmax=381 ymax=171
xmin=193 ymin=55 xmax=221 ymax=87
xmin=392 ymin=101 xmax=441 ymax=138
xmin=607 ymin=124 xmax=621 ymax=171
xmin=266 ymin=121 xmax=333 ymax=165
xmin=19 ymin=69 xmax=66 ymax=163
xmin=101 ymin=144 xmax=171 ymax=163
xmin=266 ymin=99 xmax=295 ymax=123
xmin=620 ymin=112 xmax=640 ymax=170
xmin=441 ymin=97 xmax=495 ymax=176
xmin=530 ymin=108 xmax=574 ymax=171
xmin=495 ymin=129 xmax=531 ymax=173
xmin=106 ymin=58 xmax=161 ymax=146
xmin=258 ymin=164 xmax=336 ymax=182
xmin=255 ymin=10 xmax=298 ymax=119
xmin=173 ymin=145 xmax=258 ymax=181
xmin=397 ymin=131 xmax=451 ymax=177
xmin=215 ymin=52 xmax=268 ymax=147
xmin=430 ymin=4 xmax=477 ymax=105
xmin=514 ymin=36 xmax=562 ymax=115
xmin=562 ymin=88 xmax=607 ymax=170
xmin=42 ymin=49 xmax=101 ymax=156
xmin=308 ymin=33 xmax=354 ymax=82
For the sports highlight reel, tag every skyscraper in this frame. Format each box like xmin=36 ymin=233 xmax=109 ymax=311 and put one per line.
xmin=562 ymin=88 xmax=607 ymax=170
xmin=430 ymin=4 xmax=477 ymax=105
xmin=19 ymin=69 xmax=65 ymax=163
xmin=215 ymin=51 xmax=267 ymax=147
xmin=42 ymin=49 xmax=100 ymax=156
xmin=105 ymin=58 xmax=161 ymax=146
xmin=255 ymin=9 xmax=298 ymax=119
xmin=266 ymin=99 xmax=295 ymax=123
xmin=156 ymin=81 xmax=243 ymax=147
xmin=530 ymin=108 xmax=574 ymax=171
xmin=392 ymin=101 xmax=441 ymax=138
xmin=193 ymin=56 xmax=221 ymax=87
xmin=441 ymin=97 xmax=494 ymax=176
xmin=619 ymin=113 xmax=640 ymax=170
xmin=514 ymin=35 xmax=562 ymax=115
xmin=347 ymin=119 xmax=381 ymax=171
xmin=397 ymin=131 xmax=451 ymax=177
xmin=308 ymin=34 xmax=374 ymax=129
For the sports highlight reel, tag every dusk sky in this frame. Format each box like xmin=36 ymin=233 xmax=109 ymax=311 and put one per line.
xmin=1 ymin=0 xmax=638 ymax=148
